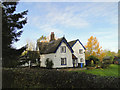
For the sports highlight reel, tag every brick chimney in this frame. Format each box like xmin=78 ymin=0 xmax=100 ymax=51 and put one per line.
xmin=50 ymin=32 xmax=55 ymax=42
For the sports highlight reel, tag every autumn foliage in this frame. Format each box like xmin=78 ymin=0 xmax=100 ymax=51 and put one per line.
xmin=85 ymin=36 xmax=106 ymax=62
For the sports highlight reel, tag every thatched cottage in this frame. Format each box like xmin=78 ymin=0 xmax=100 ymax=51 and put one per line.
xmin=36 ymin=32 xmax=86 ymax=68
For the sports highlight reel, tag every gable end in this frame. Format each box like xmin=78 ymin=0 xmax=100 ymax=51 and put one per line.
xmin=54 ymin=39 xmax=74 ymax=53
xmin=72 ymin=39 xmax=86 ymax=50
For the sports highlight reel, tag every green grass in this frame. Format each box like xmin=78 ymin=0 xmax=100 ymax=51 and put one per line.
xmin=77 ymin=64 xmax=120 ymax=77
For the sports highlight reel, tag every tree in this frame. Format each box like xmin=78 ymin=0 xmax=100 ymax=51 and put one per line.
xmin=85 ymin=36 xmax=105 ymax=62
xmin=20 ymin=40 xmax=40 ymax=67
xmin=45 ymin=58 xmax=54 ymax=69
xmin=101 ymin=56 xmax=113 ymax=68
xmin=103 ymin=50 xmax=117 ymax=63
xmin=36 ymin=35 xmax=48 ymax=51
xmin=2 ymin=1 xmax=28 ymax=67
xmin=99 ymin=49 xmax=106 ymax=62
xmin=21 ymin=40 xmax=36 ymax=56
xmin=37 ymin=35 xmax=47 ymax=42
xmin=27 ymin=51 xmax=40 ymax=67
xmin=26 ymin=40 xmax=36 ymax=51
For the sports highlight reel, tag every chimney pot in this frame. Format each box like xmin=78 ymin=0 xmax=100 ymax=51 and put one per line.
xmin=51 ymin=32 xmax=54 ymax=34
xmin=50 ymin=32 xmax=55 ymax=42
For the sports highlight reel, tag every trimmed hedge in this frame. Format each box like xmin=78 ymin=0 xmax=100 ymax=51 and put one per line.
xmin=2 ymin=68 xmax=120 ymax=88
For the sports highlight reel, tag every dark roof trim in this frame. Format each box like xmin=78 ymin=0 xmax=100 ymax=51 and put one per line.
xmin=71 ymin=39 xmax=86 ymax=50
xmin=54 ymin=39 xmax=74 ymax=53
xmin=72 ymin=54 xmax=77 ymax=59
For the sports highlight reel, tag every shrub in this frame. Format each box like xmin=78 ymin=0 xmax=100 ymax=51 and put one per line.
xmin=87 ymin=55 xmax=99 ymax=67
xmin=101 ymin=63 xmax=109 ymax=68
xmin=82 ymin=64 xmax=85 ymax=68
xmin=91 ymin=60 xmax=94 ymax=67
xmin=102 ymin=56 xmax=112 ymax=68
xmin=97 ymin=62 xmax=102 ymax=68
xmin=45 ymin=58 xmax=54 ymax=69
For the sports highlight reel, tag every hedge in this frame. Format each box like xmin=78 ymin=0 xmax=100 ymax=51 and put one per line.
xmin=2 ymin=68 xmax=120 ymax=88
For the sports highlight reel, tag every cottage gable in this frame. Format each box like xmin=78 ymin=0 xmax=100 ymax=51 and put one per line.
xmin=68 ymin=39 xmax=86 ymax=50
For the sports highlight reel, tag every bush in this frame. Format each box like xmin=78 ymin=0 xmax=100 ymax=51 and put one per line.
xmin=87 ymin=55 xmax=99 ymax=67
xmin=101 ymin=63 xmax=110 ymax=68
xmin=82 ymin=64 xmax=85 ymax=68
xmin=91 ymin=60 xmax=94 ymax=67
xmin=96 ymin=62 xmax=102 ymax=68
xmin=45 ymin=58 xmax=54 ymax=69
xmin=102 ymin=56 xmax=112 ymax=68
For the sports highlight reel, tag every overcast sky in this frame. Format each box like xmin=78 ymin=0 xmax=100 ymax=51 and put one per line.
xmin=13 ymin=2 xmax=118 ymax=52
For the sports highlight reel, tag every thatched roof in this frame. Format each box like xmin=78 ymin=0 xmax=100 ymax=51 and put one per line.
xmin=68 ymin=40 xmax=77 ymax=47
xmin=37 ymin=37 xmax=73 ymax=54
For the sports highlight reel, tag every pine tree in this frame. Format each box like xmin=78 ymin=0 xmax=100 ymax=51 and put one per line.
xmin=2 ymin=1 xmax=28 ymax=67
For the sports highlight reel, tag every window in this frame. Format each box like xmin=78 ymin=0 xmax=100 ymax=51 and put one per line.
xmin=61 ymin=58 xmax=67 ymax=65
xmin=80 ymin=58 xmax=83 ymax=62
xmin=61 ymin=46 xmax=66 ymax=53
xmin=79 ymin=49 xmax=83 ymax=54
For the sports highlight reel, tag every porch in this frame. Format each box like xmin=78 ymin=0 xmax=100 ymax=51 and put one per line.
xmin=72 ymin=54 xmax=84 ymax=68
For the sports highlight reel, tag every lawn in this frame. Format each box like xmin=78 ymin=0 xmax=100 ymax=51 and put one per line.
xmin=77 ymin=64 xmax=120 ymax=77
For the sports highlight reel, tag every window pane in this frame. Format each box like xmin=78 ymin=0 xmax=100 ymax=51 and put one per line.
xmin=64 ymin=47 xmax=66 ymax=53
xmin=61 ymin=46 xmax=66 ymax=53
xmin=79 ymin=49 xmax=83 ymax=54
xmin=61 ymin=58 xmax=64 ymax=65
xmin=61 ymin=58 xmax=67 ymax=65
xmin=80 ymin=58 xmax=83 ymax=62
xmin=65 ymin=58 xmax=66 ymax=65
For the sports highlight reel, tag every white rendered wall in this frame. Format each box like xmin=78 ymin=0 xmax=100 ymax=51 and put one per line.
xmin=72 ymin=41 xmax=86 ymax=65
xmin=54 ymin=42 xmax=73 ymax=68
xmin=40 ymin=42 xmax=73 ymax=68
xmin=40 ymin=53 xmax=55 ymax=67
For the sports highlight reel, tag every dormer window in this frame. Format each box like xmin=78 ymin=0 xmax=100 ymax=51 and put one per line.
xmin=79 ymin=49 xmax=83 ymax=54
xmin=80 ymin=58 xmax=84 ymax=62
xmin=61 ymin=46 xmax=66 ymax=53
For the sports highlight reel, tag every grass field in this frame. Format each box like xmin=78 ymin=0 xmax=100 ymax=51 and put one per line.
xmin=77 ymin=64 xmax=120 ymax=77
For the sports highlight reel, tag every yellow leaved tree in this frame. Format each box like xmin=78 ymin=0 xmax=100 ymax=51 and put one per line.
xmin=85 ymin=36 xmax=106 ymax=62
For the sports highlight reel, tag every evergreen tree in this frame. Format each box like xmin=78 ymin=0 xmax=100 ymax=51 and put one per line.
xmin=2 ymin=1 xmax=28 ymax=67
